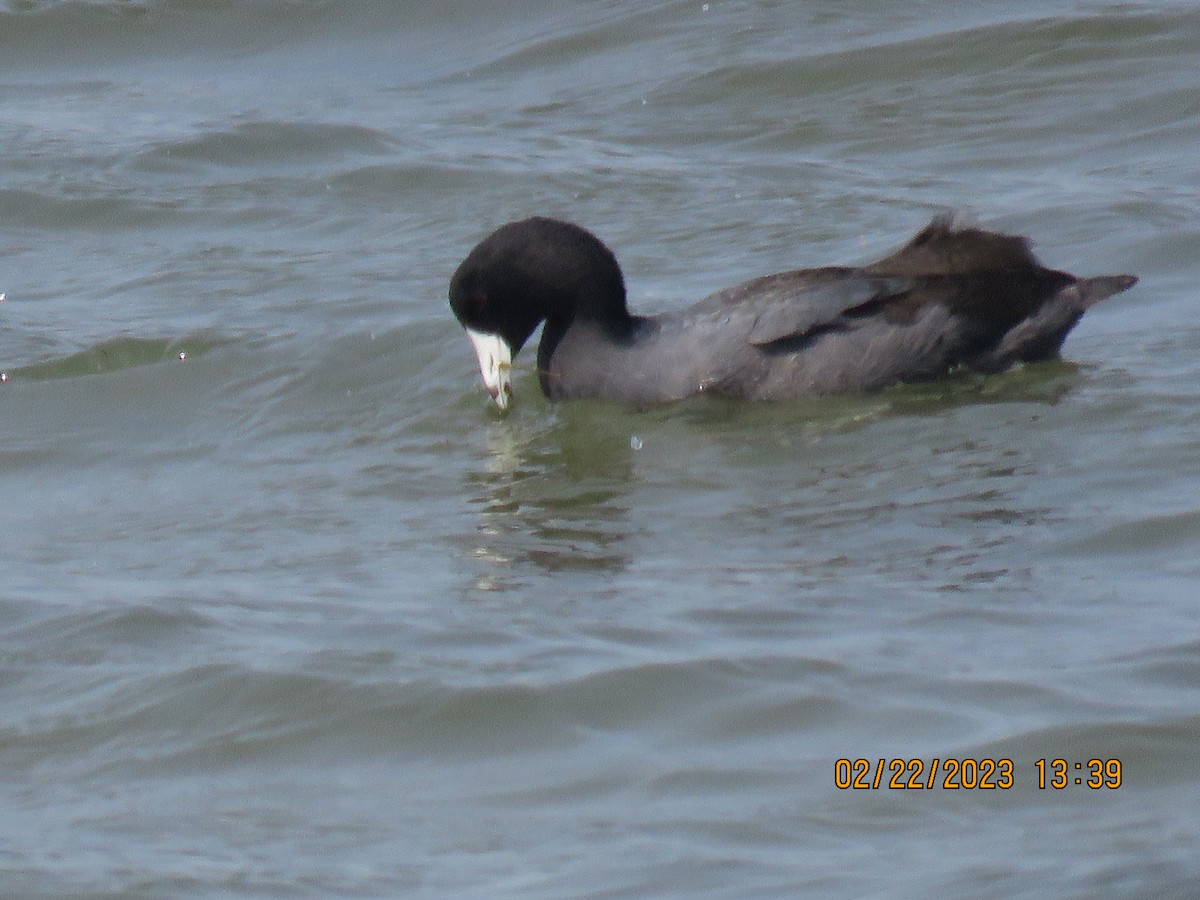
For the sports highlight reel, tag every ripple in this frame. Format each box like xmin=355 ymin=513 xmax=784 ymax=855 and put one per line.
xmin=138 ymin=121 xmax=396 ymax=171
xmin=0 ymin=187 xmax=185 ymax=231
xmin=1 ymin=333 xmax=229 ymax=383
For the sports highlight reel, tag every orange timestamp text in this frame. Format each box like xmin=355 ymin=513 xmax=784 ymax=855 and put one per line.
xmin=834 ymin=758 xmax=1122 ymax=790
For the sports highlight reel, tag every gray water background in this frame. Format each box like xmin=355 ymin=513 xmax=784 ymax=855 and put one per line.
xmin=3 ymin=1 xmax=1200 ymax=896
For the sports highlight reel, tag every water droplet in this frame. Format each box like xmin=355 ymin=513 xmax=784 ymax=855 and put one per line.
xmin=630 ymin=435 xmax=643 ymax=450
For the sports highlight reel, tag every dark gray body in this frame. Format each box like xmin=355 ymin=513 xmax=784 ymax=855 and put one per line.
xmin=539 ymin=267 xmax=1134 ymax=404
xmin=449 ymin=215 xmax=1137 ymax=407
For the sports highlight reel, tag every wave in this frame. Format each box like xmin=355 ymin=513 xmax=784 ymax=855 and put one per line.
xmin=0 ymin=187 xmax=187 ymax=231
xmin=0 ymin=653 xmax=833 ymax=776
xmin=0 ymin=0 xmax=579 ymax=73
xmin=135 ymin=121 xmax=396 ymax=171
xmin=1 ymin=333 xmax=228 ymax=383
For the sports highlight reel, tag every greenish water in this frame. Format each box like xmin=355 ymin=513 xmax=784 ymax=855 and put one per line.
xmin=3 ymin=1 xmax=1200 ymax=897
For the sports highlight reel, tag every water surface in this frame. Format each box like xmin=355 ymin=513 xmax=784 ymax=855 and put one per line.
xmin=3 ymin=1 xmax=1200 ymax=896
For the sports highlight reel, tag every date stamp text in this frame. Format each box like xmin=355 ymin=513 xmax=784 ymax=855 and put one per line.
xmin=833 ymin=758 xmax=1122 ymax=790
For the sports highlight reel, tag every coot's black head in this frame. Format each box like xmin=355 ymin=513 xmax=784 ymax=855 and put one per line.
xmin=448 ymin=217 xmax=628 ymax=409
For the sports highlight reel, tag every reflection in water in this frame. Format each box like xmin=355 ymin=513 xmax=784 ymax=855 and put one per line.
xmin=458 ymin=365 xmax=1080 ymax=596
xmin=464 ymin=408 xmax=640 ymax=590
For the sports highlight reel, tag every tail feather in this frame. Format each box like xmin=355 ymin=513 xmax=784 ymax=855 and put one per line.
xmin=1075 ymin=273 xmax=1138 ymax=308
xmin=969 ymin=272 xmax=1137 ymax=372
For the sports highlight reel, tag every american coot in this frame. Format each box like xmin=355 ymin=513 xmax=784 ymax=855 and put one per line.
xmin=448 ymin=215 xmax=1137 ymax=410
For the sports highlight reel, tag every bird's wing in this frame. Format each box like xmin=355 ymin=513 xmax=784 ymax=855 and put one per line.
xmin=686 ymin=268 xmax=915 ymax=347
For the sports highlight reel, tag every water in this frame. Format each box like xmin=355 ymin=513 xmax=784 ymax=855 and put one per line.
xmin=3 ymin=1 xmax=1200 ymax=896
